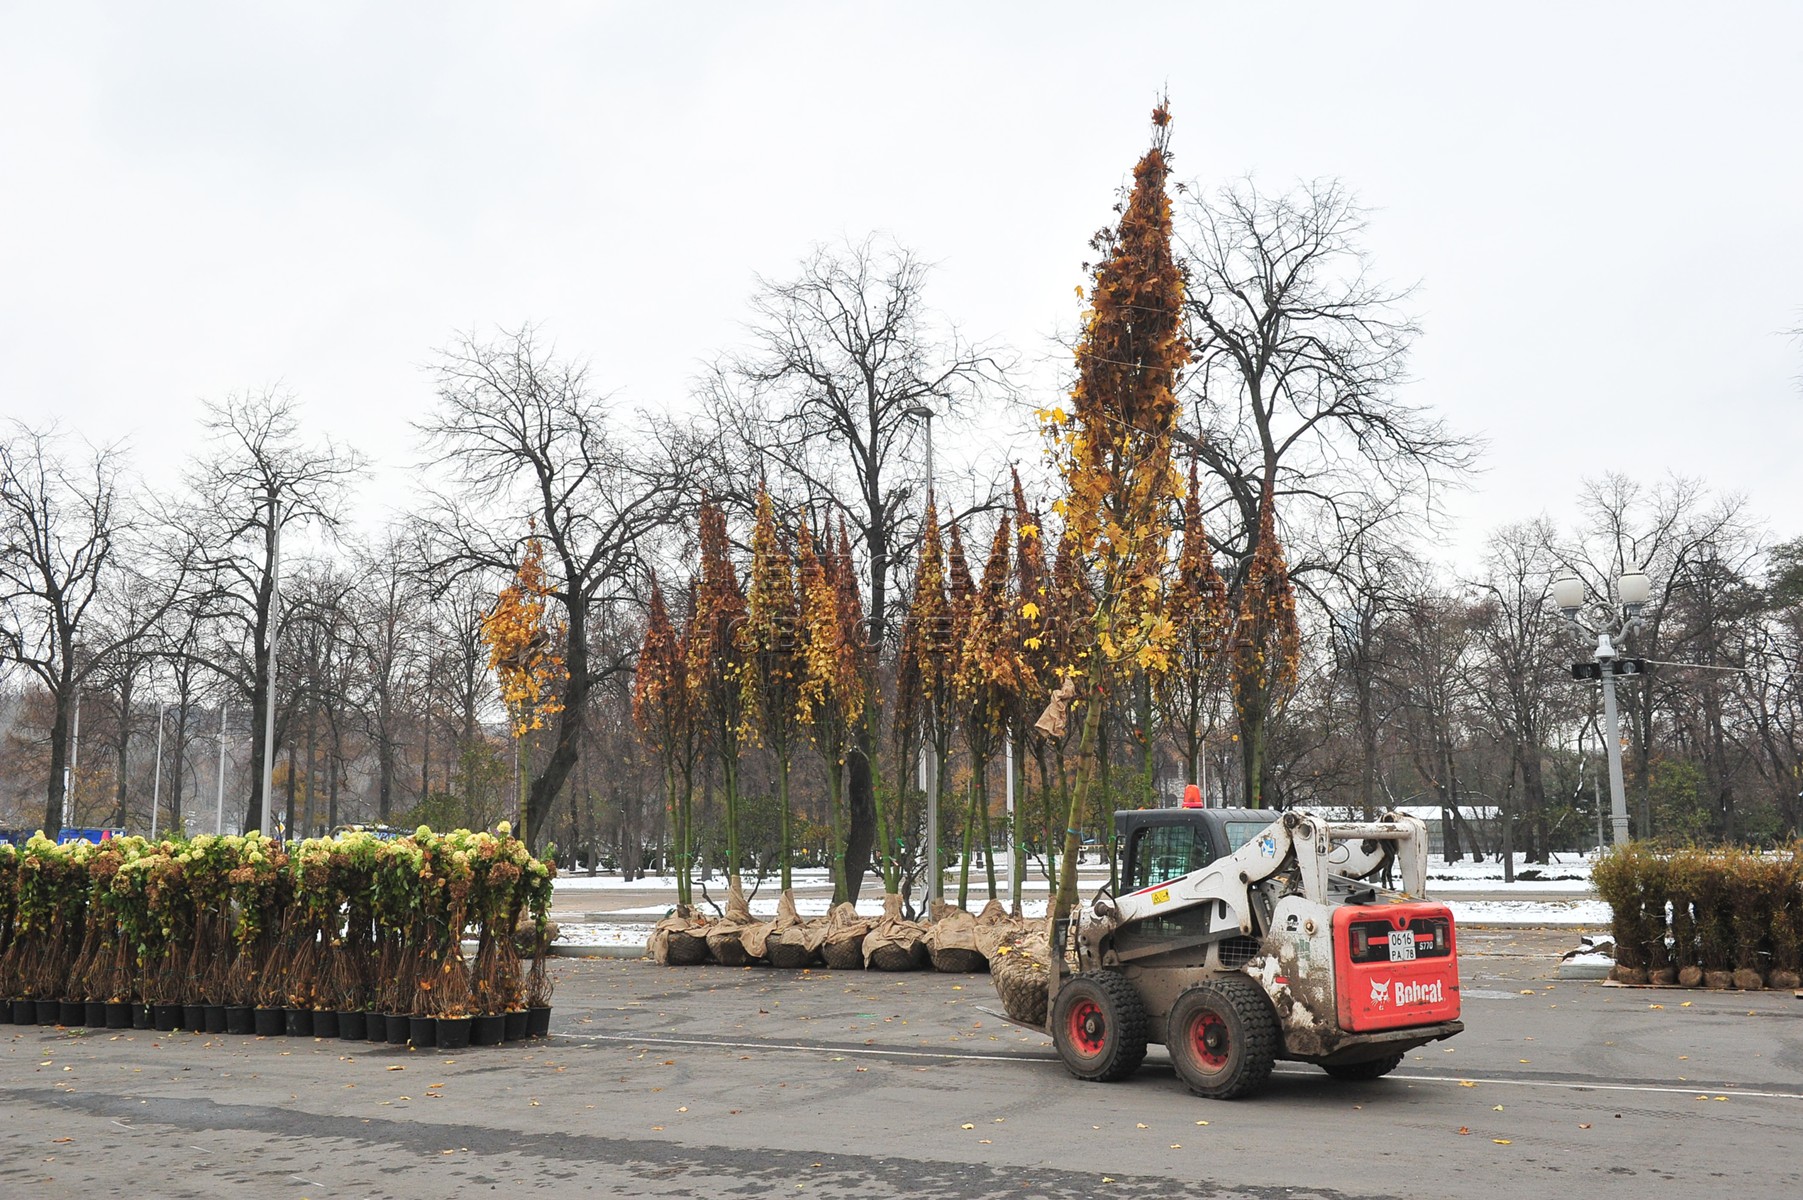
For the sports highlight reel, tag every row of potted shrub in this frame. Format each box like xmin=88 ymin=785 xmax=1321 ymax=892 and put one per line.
xmin=1591 ymin=842 xmax=1803 ymax=989
xmin=0 ymin=825 xmax=559 ymax=1047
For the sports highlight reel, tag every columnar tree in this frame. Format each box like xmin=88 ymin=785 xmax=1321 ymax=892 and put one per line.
xmin=736 ymin=485 xmax=804 ymax=890
xmin=688 ymin=497 xmax=747 ymax=886
xmin=632 ymin=578 xmax=695 ymax=903
xmin=1045 ymin=105 xmax=1188 ymax=918
xmin=1229 ymin=481 xmax=1300 ymax=805
xmin=798 ymin=518 xmax=869 ymax=901
xmin=1159 ymin=459 xmax=1230 ymax=798
xmin=896 ymin=501 xmax=954 ymax=901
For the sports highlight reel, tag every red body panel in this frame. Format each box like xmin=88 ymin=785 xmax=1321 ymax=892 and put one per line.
xmin=1332 ymin=903 xmax=1461 ymax=1032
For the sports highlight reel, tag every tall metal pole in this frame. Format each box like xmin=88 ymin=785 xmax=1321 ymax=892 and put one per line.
xmin=215 ymin=703 xmax=229 ymax=836
xmin=64 ymin=691 xmax=82 ymax=830
xmin=1595 ymin=633 xmax=1632 ymax=847
xmin=150 ymin=703 xmax=168 ymax=838
xmin=260 ymin=501 xmax=285 ymax=840
xmin=908 ymin=406 xmax=941 ymax=908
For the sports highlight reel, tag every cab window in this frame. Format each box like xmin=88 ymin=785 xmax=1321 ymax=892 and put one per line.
xmin=1128 ymin=823 xmax=1212 ymax=892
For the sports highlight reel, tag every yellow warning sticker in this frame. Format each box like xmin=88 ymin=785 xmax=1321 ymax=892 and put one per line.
xmin=1153 ymin=889 xmax=1170 ymax=905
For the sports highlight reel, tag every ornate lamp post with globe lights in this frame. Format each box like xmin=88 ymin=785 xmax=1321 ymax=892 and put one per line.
xmin=1550 ymin=568 xmax=1651 ymax=846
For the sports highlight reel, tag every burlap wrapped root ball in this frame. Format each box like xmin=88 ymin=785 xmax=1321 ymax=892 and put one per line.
xmin=706 ymin=880 xmax=770 ymax=967
xmin=924 ymin=903 xmax=987 ymax=973
xmin=989 ymin=924 xmax=1052 ymax=1027
xmin=650 ymin=905 xmax=713 ymax=965
xmin=863 ymin=894 xmax=929 ymax=971
xmin=764 ymin=890 xmax=825 ymax=969
xmin=819 ymin=902 xmax=870 ymax=970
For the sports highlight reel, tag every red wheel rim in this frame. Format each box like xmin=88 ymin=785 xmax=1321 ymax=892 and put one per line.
xmin=1189 ymin=1008 xmax=1228 ymax=1073
xmin=1066 ymin=998 xmax=1107 ymax=1056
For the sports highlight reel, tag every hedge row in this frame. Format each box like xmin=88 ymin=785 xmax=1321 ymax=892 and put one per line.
xmin=1591 ymin=843 xmax=1802 ymax=989
xmin=0 ymin=827 xmax=557 ymax=1022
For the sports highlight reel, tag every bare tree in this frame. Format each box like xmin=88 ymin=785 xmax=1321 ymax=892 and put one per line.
xmin=699 ymin=236 xmax=1013 ymax=897
xmin=419 ymin=327 xmax=695 ymax=851
xmin=0 ymin=424 xmax=175 ymax=833
xmin=180 ymin=390 xmax=365 ymax=835
xmin=1176 ymin=179 xmax=1478 ymax=802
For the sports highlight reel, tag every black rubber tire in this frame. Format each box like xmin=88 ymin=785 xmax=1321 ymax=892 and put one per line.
xmin=1050 ymin=969 xmax=1148 ymax=1082
xmin=1322 ymin=1052 xmax=1405 ymax=1081
xmin=1166 ymin=976 xmax=1279 ymax=1100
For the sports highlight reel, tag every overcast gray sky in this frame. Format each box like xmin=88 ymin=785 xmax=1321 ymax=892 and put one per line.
xmin=4 ymin=2 xmax=1799 ymax=567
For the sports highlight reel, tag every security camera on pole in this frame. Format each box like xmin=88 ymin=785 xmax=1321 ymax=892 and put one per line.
xmin=1550 ymin=568 xmax=1651 ymax=846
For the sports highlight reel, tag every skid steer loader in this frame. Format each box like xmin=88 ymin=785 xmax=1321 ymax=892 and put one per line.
xmin=1012 ymin=807 xmax=1463 ymax=1100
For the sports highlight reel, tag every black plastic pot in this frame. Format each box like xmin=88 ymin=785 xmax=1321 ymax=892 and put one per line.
xmin=526 ymin=1006 xmax=552 ymax=1038
xmin=105 ymin=1001 xmax=132 ymax=1029
xmin=385 ymin=1013 xmax=409 ymax=1044
xmin=40 ymin=999 xmax=65 ymax=1025
xmin=205 ymin=1004 xmax=228 ymax=1034
xmin=366 ymin=1012 xmax=387 ymax=1043
xmin=12 ymin=999 xmax=34 ymax=1024
xmin=253 ymin=1007 xmax=283 ymax=1036
xmin=503 ymin=1009 xmax=527 ymax=1041
xmin=407 ymin=1015 xmax=437 ymax=1048
xmin=284 ymin=1007 xmax=313 ymax=1037
xmin=133 ymin=1003 xmax=153 ymax=1030
xmin=336 ymin=1010 xmax=365 ymax=1040
xmin=436 ymin=1016 xmax=473 ymax=1050
xmin=62 ymin=1000 xmax=87 ymax=1026
xmin=183 ymin=1004 xmax=207 ymax=1032
xmin=311 ymin=1009 xmax=339 ymax=1039
xmin=153 ymin=1003 xmax=180 ymax=1032
xmin=0 ymin=997 xmax=14 ymax=1024
xmin=471 ymin=1014 xmax=505 ymax=1046
xmin=226 ymin=1006 xmax=256 ymax=1035
xmin=85 ymin=1001 xmax=107 ymax=1027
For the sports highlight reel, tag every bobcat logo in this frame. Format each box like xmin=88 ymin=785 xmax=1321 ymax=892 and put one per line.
xmin=1369 ymin=979 xmax=1391 ymax=1005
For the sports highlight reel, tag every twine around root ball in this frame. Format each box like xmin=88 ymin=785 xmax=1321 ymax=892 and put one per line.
xmin=989 ymin=932 xmax=1051 ymax=1027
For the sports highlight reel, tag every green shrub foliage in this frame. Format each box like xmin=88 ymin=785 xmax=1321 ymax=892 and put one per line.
xmin=0 ymin=826 xmax=555 ymax=1016
xmin=1594 ymin=843 xmax=1802 ymax=988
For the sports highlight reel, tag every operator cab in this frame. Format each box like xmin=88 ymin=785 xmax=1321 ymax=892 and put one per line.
xmin=1110 ymin=807 xmax=1280 ymax=956
xmin=1116 ymin=806 xmax=1278 ymax=894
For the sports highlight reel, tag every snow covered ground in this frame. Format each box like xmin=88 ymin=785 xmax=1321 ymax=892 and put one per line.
xmin=548 ymin=852 xmax=1609 ymax=945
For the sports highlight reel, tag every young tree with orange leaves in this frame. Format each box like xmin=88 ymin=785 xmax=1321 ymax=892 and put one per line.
xmin=481 ymin=534 xmax=569 ymax=829
xmin=1159 ymin=458 xmax=1231 ymax=798
xmin=1230 ymin=479 xmax=1300 ymax=805
xmin=688 ymin=497 xmax=748 ymax=886
xmin=954 ymin=514 xmax=1032 ymax=908
xmin=895 ymin=499 xmax=955 ymax=904
xmin=1042 ymin=104 xmax=1188 ymax=919
xmin=736 ymin=485 xmax=804 ymax=890
xmin=632 ymin=577 xmax=697 ymax=905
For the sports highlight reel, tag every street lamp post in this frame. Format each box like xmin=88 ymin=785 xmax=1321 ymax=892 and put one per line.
xmin=1551 ymin=568 xmax=1652 ymax=847
xmin=904 ymin=404 xmax=941 ymax=905
xmin=150 ymin=702 xmax=169 ymax=838
xmin=261 ymin=498 xmax=289 ymax=840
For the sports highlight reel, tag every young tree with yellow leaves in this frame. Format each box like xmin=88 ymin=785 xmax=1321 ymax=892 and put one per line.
xmin=1007 ymin=469 xmax=1050 ymax=913
xmin=481 ymin=534 xmax=568 ymax=830
xmin=688 ymin=497 xmax=748 ymax=887
xmin=798 ymin=517 xmax=871 ymax=902
xmin=736 ymin=484 xmax=804 ymax=891
xmin=1043 ymin=104 xmax=1188 ymax=919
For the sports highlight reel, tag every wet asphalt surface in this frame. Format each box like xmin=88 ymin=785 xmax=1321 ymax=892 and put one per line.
xmin=4 ymin=927 xmax=1800 ymax=1200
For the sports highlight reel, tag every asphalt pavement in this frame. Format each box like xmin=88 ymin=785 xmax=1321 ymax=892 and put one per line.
xmin=4 ymin=928 xmax=1799 ymax=1200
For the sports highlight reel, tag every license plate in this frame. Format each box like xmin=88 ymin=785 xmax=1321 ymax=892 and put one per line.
xmin=1387 ymin=931 xmax=1417 ymax=962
